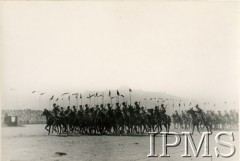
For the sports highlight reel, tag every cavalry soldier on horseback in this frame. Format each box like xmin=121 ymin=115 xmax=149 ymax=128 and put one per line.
xmin=206 ymin=110 xmax=211 ymax=117
xmin=59 ymin=107 xmax=67 ymax=126
xmin=194 ymin=104 xmax=205 ymax=119
xmin=160 ymin=104 xmax=166 ymax=114
xmin=122 ymin=102 xmax=127 ymax=111
xmin=65 ymin=106 xmax=72 ymax=116
xmin=140 ymin=106 xmax=146 ymax=114
xmin=229 ymin=110 xmax=236 ymax=120
xmin=116 ymin=103 xmax=121 ymax=109
xmin=181 ymin=111 xmax=186 ymax=120
xmin=59 ymin=107 xmax=65 ymax=117
xmin=106 ymin=103 xmax=113 ymax=111
xmin=128 ymin=103 xmax=134 ymax=111
xmin=195 ymin=104 xmax=212 ymax=132
xmin=100 ymin=104 xmax=106 ymax=113
xmin=134 ymin=102 xmax=140 ymax=115
xmin=195 ymin=104 xmax=209 ymax=127
xmin=79 ymin=105 xmax=83 ymax=112
xmin=107 ymin=103 xmax=112 ymax=109
xmin=135 ymin=102 xmax=140 ymax=110
xmin=224 ymin=110 xmax=230 ymax=119
xmin=159 ymin=104 xmax=167 ymax=121
xmin=217 ymin=111 xmax=224 ymax=120
xmin=106 ymin=103 xmax=113 ymax=117
xmin=174 ymin=110 xmax=179 ymax=116
xmin=72 ymin=106 xmax=77 ymax=115
xmin=52 ymin=103 xmax=60 ymax=117
xmin=84 ymin=104 xmax=90 ymax=117
xmin=195 ymin=104 xmax=203 ymax=113
xmin=106 ymin=103 xmax=114 ymax=132
xmin=154 ymin=106 xmax=159 ymax=113
xmin=95 ymin=105 xmax=100 ymax=111
xmin=85 ymin=104 xmax=88 ymax=109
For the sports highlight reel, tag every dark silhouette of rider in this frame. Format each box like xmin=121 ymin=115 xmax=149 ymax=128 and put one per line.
xmin=52 ymin=103 xmax=60 ymax=116
xmin=107 ymin=103 xmax=112 ymax=109
xmin=181 ymin=111 xmax=186 ymax=119
xmin=175 ymin=110 xmax=179 ymax=116
xmin=160 ymin=104 xmax=166 ymax=114
xmin=59 ymin=107 xmax=65 ymax=117
xmin=64 ymin=106 xmax=72 ymax=116
xmin=116 ymin=103 xmax=121 ymax=109
xmin=135 ymin=102 xmax=140 ymax=110
xmin=79 ymin=105 xmax=83 ymax=112
xmin=194 ymin=104 xmax=206 ymax=121
xmin=72 ymin=106 xmax=77 ymax=115
xmin=195 ymin=104 xmax=203 ymax=113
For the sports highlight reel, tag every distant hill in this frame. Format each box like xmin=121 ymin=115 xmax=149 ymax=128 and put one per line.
xmin=2 ymin=88 xmax=237 ymax=113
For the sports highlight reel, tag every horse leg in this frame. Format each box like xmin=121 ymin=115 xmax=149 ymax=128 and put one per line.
xmin=197 ymin=125 xmax=201 ymax=134
xmin=134 ymin=125 xmax=138 ymax=134
xmin=154 ymin=125 xmax=157 ymax=132
xmin=152 ymin=124 xmax=155 ymax=132
xmin=53 ymin=125 xmax=58 ymax=133
xmin=146 ymin=124 xmax=150 ymax=133
xmin=121 ymin=124 xmax=124 ymax=134
xmin=54 ymin=125 xmax=58 ymax=134
xmin=192 ymin=125 xmax=195 ymax=135
xmin=205 ymin=124 xmax=209 ymax=132
xmin=154 ymin=124 xmax=157 ymax=132
xmin=125 ymin=122 xmax=129 ymax=134
xmin=45 ymin=124 xmax=49 ymax=132
xmin=139 ymin=125 xmax=142 ymax=134
xmin=142 ymin=124 xmax=146 ymax=133
xmin=51 ymin=125 xmax=54 ymax=133
xmin=164 ymin=124 xmax=167 ymax=132
xmin=157 ymin=124 xmax=160 ymax=133
xmin=45 ymin=124 xmax=51 ymax=135
xmin=48 ymin=125 xmax=51 ymax=135
xmin=56 ymin=125 xmax=60 ymax=134
xmin=143 ymin=124 xmax=146 ymax=134
xmin=59 ymin=125 xmax=62 ymax=135
xmin=207 ymin=124 xmax=212 ymax=133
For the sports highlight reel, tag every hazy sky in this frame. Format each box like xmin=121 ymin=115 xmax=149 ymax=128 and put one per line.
xmin=1 ymin=1 xmax=239 ymax=109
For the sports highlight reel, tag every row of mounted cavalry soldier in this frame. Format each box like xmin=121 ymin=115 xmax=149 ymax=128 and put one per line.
xmin=42 ymin=101 xmax=238 ymax=135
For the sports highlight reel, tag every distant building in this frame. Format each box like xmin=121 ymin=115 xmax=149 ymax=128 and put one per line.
xmin=2 ymin=113 xmax=18 ymax=126
xmin=1 ymin=109 xmax=46 ymax=125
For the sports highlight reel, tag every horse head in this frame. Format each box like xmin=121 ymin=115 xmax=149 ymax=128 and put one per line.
xmin=41 ymin=109 xmax=48 ymax=116
xmin=42 ymin=109 xmax=53 ymax=121
xmin=186 ymin=107 xmax=193 ymax=114
xmin=41 ymin=109 xmax=53 ymax=119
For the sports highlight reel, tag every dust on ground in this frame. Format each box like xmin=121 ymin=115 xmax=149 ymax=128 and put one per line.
xmin=1 ymin=124 xmax=239 ymax=161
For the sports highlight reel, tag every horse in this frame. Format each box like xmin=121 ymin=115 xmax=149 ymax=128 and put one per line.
xmin=160 ymin=113 xmax=171 ymax=132
xmin=114 ymin=106 xmax=124 ymax=134
xmin=186 ymin=108 xmax=211 ymax=134
xmin=186 ymin=108 xmax=201 ymax=134
xmin=96 ymin=108 xmax=107 ymax=135
xmin=41 ymin=109 xmax=55 ymax=135
xmin=172 ymin=114 xmax=183 ymax=129
xmin=139 ymin=110 xmax=150 ymax=134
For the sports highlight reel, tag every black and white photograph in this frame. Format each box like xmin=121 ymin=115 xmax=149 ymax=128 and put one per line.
xmin=0 ymin=1 xmax=239 ymax=161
